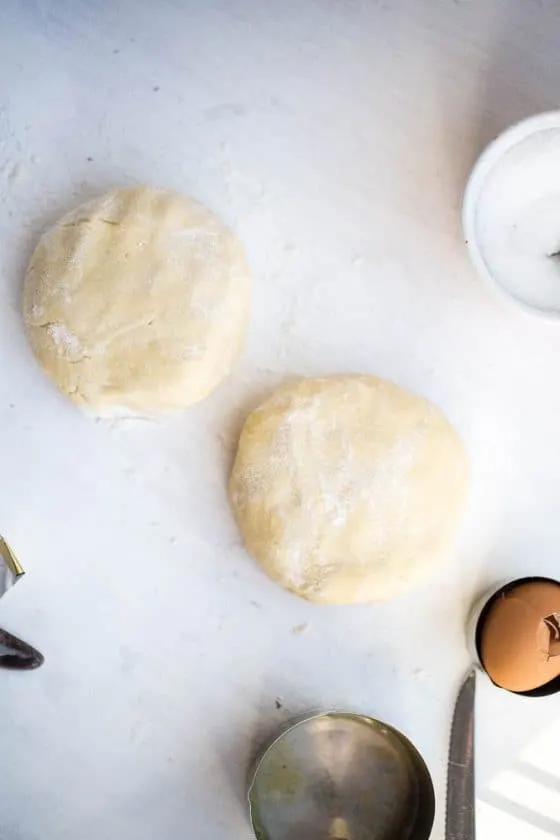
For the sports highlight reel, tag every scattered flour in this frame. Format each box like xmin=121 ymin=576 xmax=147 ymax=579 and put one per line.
xmin=46 ymin=322 xmax=82 ymax=357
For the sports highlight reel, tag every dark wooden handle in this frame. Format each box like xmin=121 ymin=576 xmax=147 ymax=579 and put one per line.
xmin=0 ymin=628 xmax=44 ymax=670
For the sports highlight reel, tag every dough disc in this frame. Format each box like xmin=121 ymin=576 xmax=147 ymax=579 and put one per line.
xmin=229 ymin=375 xmax=468 ymax=604
xmin=23 ymin=186 xmax=250 ymax=415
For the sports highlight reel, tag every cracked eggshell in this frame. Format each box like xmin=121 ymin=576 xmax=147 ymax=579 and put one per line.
xmin=478 ymin=578 xmax=560 ymax=694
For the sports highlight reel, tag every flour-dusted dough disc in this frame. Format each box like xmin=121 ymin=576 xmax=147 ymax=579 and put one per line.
xmin=23 ymin=186 xmax=251 ymax=415
xmin=229 ymin=375 xmax=468 ymax=604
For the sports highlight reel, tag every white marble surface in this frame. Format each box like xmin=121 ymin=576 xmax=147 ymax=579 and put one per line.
xmin=1 ymin=1 xmax=560 ymax=838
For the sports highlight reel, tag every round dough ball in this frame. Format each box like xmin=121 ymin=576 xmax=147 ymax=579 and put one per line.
xmin=229 ymin=375 xmax=468 ymax=604
xmin=23 ymin=186 xmax=250 ymax=415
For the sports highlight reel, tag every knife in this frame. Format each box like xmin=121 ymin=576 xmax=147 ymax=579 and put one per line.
xmin=0 ymin=627 xmax=44 ymax=670
xmin=0 ymin=536 xmax=44 ymax=670
xmin=446 ymin=669 xmax=476 ymax=840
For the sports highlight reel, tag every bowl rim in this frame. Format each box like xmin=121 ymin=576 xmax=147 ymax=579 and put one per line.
xmin=462 ymin=110 xmax=560 ymax=319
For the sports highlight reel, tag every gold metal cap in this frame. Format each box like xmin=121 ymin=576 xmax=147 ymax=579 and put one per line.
xmin=0 ymin=537 xmax=24 ymax=596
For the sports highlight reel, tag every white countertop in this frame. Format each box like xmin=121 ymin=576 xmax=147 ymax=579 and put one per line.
xmin=2 ymin=1 xmax=560 ymax=838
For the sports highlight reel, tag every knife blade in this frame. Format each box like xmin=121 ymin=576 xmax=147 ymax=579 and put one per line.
xmin=446 ymin=669 xmax=476 ymax=840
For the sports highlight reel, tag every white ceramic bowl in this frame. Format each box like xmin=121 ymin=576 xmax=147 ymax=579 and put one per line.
xmin=462 ymin=111 xmax=560 ymax=318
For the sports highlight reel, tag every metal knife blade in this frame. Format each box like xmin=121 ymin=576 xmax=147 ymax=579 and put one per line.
xmin=446 ymin=669 xmax=476 ymax=840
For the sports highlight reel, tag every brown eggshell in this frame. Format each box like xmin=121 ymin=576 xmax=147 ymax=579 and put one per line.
xmin=480 ymin=580 xmax=560 ymax=692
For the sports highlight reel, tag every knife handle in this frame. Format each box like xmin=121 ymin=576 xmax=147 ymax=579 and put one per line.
xmin=0 ymin=628 xmax=44 ymax=670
